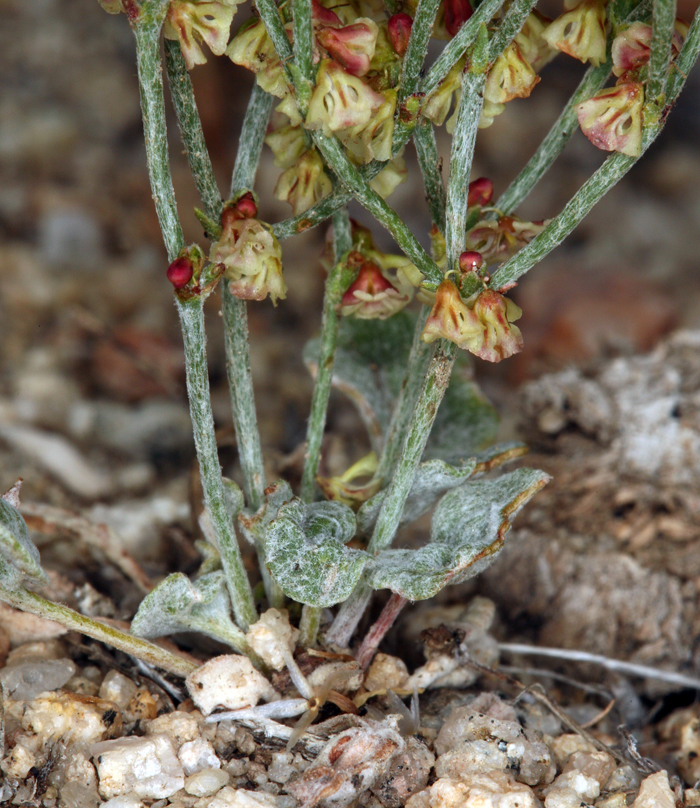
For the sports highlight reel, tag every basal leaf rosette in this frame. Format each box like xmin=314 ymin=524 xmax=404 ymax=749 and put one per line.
xmin=210 ymin=209 xmax=287 ymax=304
xmin=265 ymin=499 xmax=372 ymax=607
xmin=365 ymin=469 xmax=550 ymax=601
xmin=421 ymin=280 xmax=524 ymax=363
xmin=165 ymin=0 xmax=243 ymax=70
xmin=577 ymin=81 xmax=644 ymax=157
xmin=542 ymin=0 xmax=607 ymax=67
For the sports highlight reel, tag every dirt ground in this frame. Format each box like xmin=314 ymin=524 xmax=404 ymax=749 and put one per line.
xmin=3 ymin=0 xmax=700 ymax=805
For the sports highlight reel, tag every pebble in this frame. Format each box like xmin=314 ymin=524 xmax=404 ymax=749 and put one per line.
xmin=0 ymin=737 xmax=36 ymax=779
xmin=562 ymin=750 xmax=615 ymax=790
xmin=15 ymin=691 xmax=119 ymax=745
xmin=364 ymin=653 xmax=409 ymax=692
xmin=197 ymin=787 xmax=278 ymax=808
xmin=102 ymin=795 xmax=145 ymax=808
xmin=92 ymin=735 xmax=185 ymax=799
xmin=146 ymin=710 xmax=202 ymax=746
xmin=186 ymin=655 xmax=279 ymax=716
xmin=184 ymin=769 xmax=230 ymax=797
xmin=99 ymin=670 xmax=139 ymax=710
xmin=0 ymin=657 xmax=76 ymax=700
xmin=245 ymin=609 xmax=299 ymax=671
xmin=266 ymin=752 xmax=296 ymax=785
xmin=549 ymin=734 xmax=597 ymax=768
xmin=59 ymin=782 xmax=102 ymax=808
xmin=373 ymin=736 xmax=435 ymax=808
xmin=630 ymin=771 xmax=676 ymax=808
xmin=422 ymin=772 xmax=538 ymax=808
xmin=179 ymin=739 xmax=221 ymax=776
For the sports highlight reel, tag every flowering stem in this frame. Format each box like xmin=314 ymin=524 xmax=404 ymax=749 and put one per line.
xmin=293 ymin=0 xmax=314 ymax=102
xmin=648 ymin=0 xmax=677 ymax=104
xmin=0 ymin=584 xmax=197 ymax=678
xmin=496 ymin=62 xmax=611 ymax=214
xmin=298 ymin=209 xmax=353 ymax=647
xmin=177 ymin=299 xmax=258 ymax=630
xmin=131 ymin=12 xmax=185 ymax=260
xmin=300 ymin=208 xmax=354 ymax=503
xmin=356 ymin=593 xmax=408 ymax=670
xmin=421 ymin=0 xmax=507 ymax=98
xmin=231 ymin=85 xmax=275 ymax=197
xmin=413 ymin=119 xmax=446 ymax=232
xmin=164 ymin=38 xmax=223 ymax=220
xmin=255 ymin=0 xmax=296 ymax=83
xmin=487 ymin=0 xmax=537 ymax=60
xmin=312 ymin=133 xmax=443 ymax=284
xmin=446 ymin=29 xmax=488 ymax=269
xmin=667 ymin=3 xmax=700 ymax=101
xmin=399 ymin=0 xmax=443 ymax=101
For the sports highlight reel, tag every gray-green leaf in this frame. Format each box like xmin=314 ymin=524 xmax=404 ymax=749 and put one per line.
xmin=367 ymin=468 xmax=550 ymax=601
xmin=131 ymin=571 xmax=246 ymax=649
xmin=0 ymin=499 xmax=48 ymax=585
xmin=265 ymin=499 xmax=371 ymax=607
xmin=238 ymin=480 xmax=294 ymax=547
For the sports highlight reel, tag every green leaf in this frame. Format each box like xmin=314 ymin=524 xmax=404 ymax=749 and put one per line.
xmin=357 ymin=457 xmax=478 ymax=536
xmin=366 ymin=468 xmax=550 ymax=601
xmin=303 ymin=313 xmax=498 ymax=460
xmin=131 ymin=571 xmax=244 ymax=648
xmin=0 ymin=499 xmax=48 ymax=586
xmin=265 ymin=499 xmax=372 ymax=607
xmin=238 ymin=480 xmax=294 ymax=547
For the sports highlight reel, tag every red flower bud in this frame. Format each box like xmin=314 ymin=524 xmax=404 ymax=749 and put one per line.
xmin=459 ymin=251 xmax=483 ymax=273
xmin=467 ymin=177 xmax=493 ymax=207
xmin=167 ymin=257 xmax=194 ymax=289
xmin=444 ymin=0 xmax=473 ymax=38
xmin=233 ymin=192 xmax=258 ymax=220
xmin=388 ymin=13 xmax=413 ymax=57
xmin=311 ymin=0 xmax=341 ymax=26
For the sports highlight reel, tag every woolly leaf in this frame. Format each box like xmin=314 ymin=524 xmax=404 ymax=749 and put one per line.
xmin=303 ymin=314 xmax=498 ymax=460
xmin=367 ymin=468 xmax=550 ymax=600
xmin=238 ymin=480 xmax=294 ymax=547
xmin=0 ymin=499 xmax=48 ymax=586
xmin=265 ymin=499 xmax=371 ymax=607
xmin=131 ymin=571 xmax=242 ymax=647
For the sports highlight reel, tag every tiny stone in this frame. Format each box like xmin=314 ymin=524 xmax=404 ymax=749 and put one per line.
xmin=21 ymin=692 xmax=117 ymax=745
xmin=365 ymin=654 xmax=409 ymax=693
xmin=197 ymin=787 xmax=277 ymax=808
xmin=99 ymin=671 xmax=138 ymax=710
xmin=605 ymin=765 xmax=640 ymax=793
xmin=1 ymin=738 xmax=36 ymax=779
xmin=146 ymin=710 xmax=201 ymax=746
xmin=595 ymin=794 xmax=627 ymax=808
xmin=223 ymin=759 xmax=247 ymax=778
xmin=435 ymin=740 xmax=507 ymax=780
xmin=685 ymin=788 xmax=700 ymax=806
xmin=186 ymin=656 xmax=278 ymax=716
xmin=58 ymin=782 xmax=101 ymax=808
xmin=275 ymin=797 xmax=297 ymax=808
xmin=101 ymin=794 xmax=145 ymax=808
xmin=550 ymin=734 xmax=597 ymax=768
xmin=563 ymin=751 xmax=615 ymax=790
xmin=630 ymin=771 xmax=675 ymax=808
xmin=0 ymin=659 xmax=76 ymax=701
xmin=548 ymin=770 xmax=600 ymax=802
xmin=179 ymin=739 xmax=221 ymax=776
xmin=92 ymin=735 xmax=184 ymax=799
xmin=184 ymin=769 xmax=230 ymax=797
xmin=245 ymin=760 xmax=268 ymax=785
xmin=544 ymin=787 xmax=586 ymax=808
xmin=267 ymin=752 xmax=295 ymax=784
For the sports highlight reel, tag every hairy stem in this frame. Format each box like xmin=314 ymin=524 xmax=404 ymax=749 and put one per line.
xmin=648 ymin=0 xmax=677 ymax=103
xmin=232 ymin=85 xmax=275 ymax=198
xmin=132 ymin=13 xmax=185 ymax=259
xmin=164 ymin=38 xmax=223 ymax=220
xmin=0 ymin=585 xmax=197 ymax=677
xmin=356 ymin=593 xmax=408 ymax=670
xmin=293 ymin=0 xmax=314 ymax=99
xmin=177 ymin=299 xmax=258 ymax=630
xmin=413 ymin=119 xmax=447 ymax=232
xmin=399 ymin=0 xmax=443 ymax=101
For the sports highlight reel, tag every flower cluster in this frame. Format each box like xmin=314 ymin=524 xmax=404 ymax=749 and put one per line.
xmin=165 ymin=0 xmax=245 ymax=69
xmin=209 ymin=196 xmax=287 ymax=305
xmin=576 ymin=18 xmax=687 ymax=156
xmin=421 ymin=280 xmax=523 ymax=362
xmin=336 ymin=225 xmax=422 ymax=320
xmin=423 ymin=12 xmax=554 ymax=131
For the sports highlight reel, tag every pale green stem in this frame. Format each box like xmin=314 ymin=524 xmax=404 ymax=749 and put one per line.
xmin=255 ymin=0 xmax=296 ymax=80
xmin=648 ymin=0 xmax=677 ymax=103
xmin=399 ymin=0 xmax=443 ymax=101
xmin=299 ymin=208 xmax=353 ymax=646
xmin=413 ymin=119 xmax=447 ymax=232
xmin=232 ymin=84 xmax=275 ymax=198
xmin=487 ymin=0 xmax=537 ymax=60
xmin=177 ymin=298 xmax=258 ymax=630
xmin=0 ymin=585 xmax=197 ymax=677
xmin=292 ymin=0 xmax=314 ymax=102
xmin=312 ymin=133 xmax=443 ymax=284
xmin=132 ymin=13 xmax=185 ymax=260
xmin=420 ymin=0 xmax=507 ymax=98
xmin=445 ymin=32 xmax=488 ymax=269
xmin=666 ymin=2 xmax=700 ymax=101
xmin=133 ymin=14 xmax=257 ymax=629
xmin=164 ymin=38 xmax=223 ymax=220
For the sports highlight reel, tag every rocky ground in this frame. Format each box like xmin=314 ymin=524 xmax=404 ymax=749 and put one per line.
xmin=3 ymin=0 xmax=700 ymax=806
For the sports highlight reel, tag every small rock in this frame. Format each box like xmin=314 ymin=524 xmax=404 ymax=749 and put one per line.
xmin=605 ymin=764 xmax=640 ymax=793
xmin=562 ymin=751 xmax=615 ymax=790
xmin=184 ymin=769 xmax=230 ymax=797
xmin=179 ymin=739 xmax=221 ymax=776
xmin=102 ymin=795 xmax=145 ymax=808
xmin=372 ymin=736 xmax=434 ymax=808
xmin=186 ymin=655 xmax=278 ymax=716
xmin=427 ymin=772 xmax=538 ymax=808
xmin=595 ymin=794 xmax=627 ymax=808
xmin=14 ymin=691 xmax=120 ymax=745
xmin=677 ymin=716 xmax=700 ymax=785
xmin=99 ymin=671 xmax=138 ymax=711
xmin=685 ymin=787 xmax=700 ymax=806
xmin=197 ymin=787 xmax=277 ymax=808
xmin=0 ymin=658 xmax=76 ymax=700
xmin=92 ymin=735 xmax=185 ymax=799
xmin=549 ymin=734 xmax=597 ymax=768
xmin=245 ymin=609 xmax=299 ymax=671
xmin=545 ymin=770 xmax=600 ymax=804
xmin=59 ymin=782 xmax=102 ymax=808
xmin=146 ymin=710 xmax=202 ymax=746
xmin=267 ymin=752 xmax=296 ymax=785
xmin=0 ymin=737 xmax=36 ymax=779
xmin=364 ymin=654 xmax=409 ymax=693
xmin=630 ymin=771 xmax=675 ymax=807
